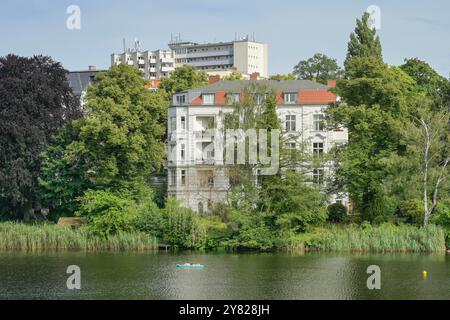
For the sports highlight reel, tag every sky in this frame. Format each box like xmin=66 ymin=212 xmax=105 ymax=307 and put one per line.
xmin=0 ymin=0 xmax=449 ymax=77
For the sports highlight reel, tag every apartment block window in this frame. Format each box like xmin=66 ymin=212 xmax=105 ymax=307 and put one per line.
xmin=170 ymin=169 xmax=176 ymax=186
xmin=284 ymin=93 xmax=298 ymax=104
xmin=203 ymin=94 xmax=215 ymax=105
xmin=285 ymin=115 xmax=296 ymax=132
xmin=313 ymin=168 xmax=324 ymax=185
xmin=181 ymin=170 xmax=186 ymax=186
xmin=313 ymin=114 xmax=325 ymax=131
xmin=170 ymin=117 xmax=176 ymax=132
xmin=181 ymin=144 xmax=185 ymax=160
xmin=313 ymin=142 xmax=324 ymax=159
xmin=181 ymin=116 xmax=186 ymax=130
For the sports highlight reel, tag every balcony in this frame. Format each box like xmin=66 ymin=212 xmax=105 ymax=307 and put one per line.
xmin=195 ymin=158 xmax=215 ymax=165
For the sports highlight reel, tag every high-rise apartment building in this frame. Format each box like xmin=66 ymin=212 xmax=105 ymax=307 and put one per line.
xmin=111 ymin=37 xmax=268 ymax=79
xmin=111 ymin=48 xmax=175 ymax=80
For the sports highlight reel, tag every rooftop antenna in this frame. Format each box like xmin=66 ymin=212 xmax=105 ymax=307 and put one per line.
xmin=134 ymin=37 xmax=141 ymax=52
xmin=123 ymin=38 xmax=127 ymax=54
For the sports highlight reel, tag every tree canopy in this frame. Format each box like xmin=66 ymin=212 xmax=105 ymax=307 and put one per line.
xmin=0 ymin=55 xmax=81 ymax=219
xmin=293 ymin=53 xmax=342 ymax=84
xmin=159 ymin=65 xmax=208 ymax=96
xmin=40 ymin=64 xmax=167 ymax=218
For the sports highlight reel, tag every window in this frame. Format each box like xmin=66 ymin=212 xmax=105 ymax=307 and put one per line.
xmin=198 ymin=202 xmax=204 ymax=214
xmin=170 ymin=117 xmax=176 ymax=132
xmin=181 ymin=144 xmax=185 ymax=160
xmin=284 ymin=93 xmax=298 ymax=104
xmin=181 ymin=170 xmax=186 ymax=186
xmin=313 ymin=168 xmax=324 ymax=185
xmin=285 ymin=115 xmax=296 ymax=132
xmin=208 ymin=175 xmax=214 ymax=187
xmin=203 ymin=94 xmax=215 ymax=105
xmin=313 ymin=114 xmax=325 ymax=131
xmin=170 ymin=169 xmax=176 ymax=186
xmin=285 ymin=142 xmax=296 ymax=150
xmin=170 ymin=144 xmax=176 ymax=160
xmin=181 ymin=116 xmax=186 ymax=130
xmin=313 ymin=143 xmax=324 ymax=159
xmin=207 ymin=200 xmax=213 ymax=211
xmin=229 ymin=93 xmax=240 ymax=104
xmin=176 ymin=95 xmax=186 ymax=105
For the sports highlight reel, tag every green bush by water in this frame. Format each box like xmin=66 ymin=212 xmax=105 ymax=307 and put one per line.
xmin=0 ymin=222 xmax=158 ymax=252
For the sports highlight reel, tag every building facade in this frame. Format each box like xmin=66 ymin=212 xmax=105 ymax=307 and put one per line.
xmin=167 ymin=80 xmax=348 ymax=213
xmin=111 ymin=49 xmax=175 ymax=80
xmin=111 ymin=37 xmax=268 ymax=79
xmin=169 ymin=38 xmax=268 ymax=78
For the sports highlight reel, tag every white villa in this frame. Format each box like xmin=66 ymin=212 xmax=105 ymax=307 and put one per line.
xmin=167 ymin=79 xmax=348 ymax=213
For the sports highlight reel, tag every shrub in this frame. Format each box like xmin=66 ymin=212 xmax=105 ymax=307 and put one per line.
xmin=76 ymin=190 xmax=138 ymax=237
xmin=162 ymin=198 xmax=208 ymax=249
xmin=327 ymin=203 xmax=348 ymax=223
xmin=396 ymin=199 xmax=424 ymax=226
xmin=432 ymin=203 xmax=450 ymax=247
xmin=132 ymin=185 xmax=164 ymax=238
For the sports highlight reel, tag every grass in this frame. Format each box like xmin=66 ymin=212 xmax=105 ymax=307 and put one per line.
xmin=0 ymin=222 xmax=158 ymax=252
xmin=287 ymin=223 xmax=446 ymax=253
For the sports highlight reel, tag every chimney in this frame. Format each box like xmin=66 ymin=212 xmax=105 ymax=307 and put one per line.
xmin=208 ymin=75 xmax=220 ymax=84
xmin=327 ymin=80 xmax=337 ymax=88
xmin=250 ymin=72 xmax=260 ymax=81
xmin=88 ymin=66 xmax=96 ymax=71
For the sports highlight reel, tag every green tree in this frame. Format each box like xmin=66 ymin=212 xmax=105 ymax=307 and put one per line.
xmin=261 ymin=171 xmax=327 ymax=232
xmin=76 ymin=189 xmax=138 ymax=237
xmin=269 ymin=74 xmax=296 ymax=80
xmin=400 ymin=58 xmax=450 ymax=107
xmin=0 ymin=55 xmax=81 ymax=220
xmin=40 ymin=65 xmax=167 ymax=215
xmin=293 ymin=53 xmax=342 ymax=84
xmin=344 ymin=12 xmax=383 ymax=73
xmin=328 ymin=12 xmax=416 ymax=221
xmin=223 ymin=72 xmax=243 ymax=80
xmin=159 ymin=65 xmax=208 ymax=96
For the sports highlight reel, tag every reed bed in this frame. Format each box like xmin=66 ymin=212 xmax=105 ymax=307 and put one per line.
xmin=0 ymin=222 xmax=158 ymax=252
xmin=302 ymin=223 xmax=446 ymax=253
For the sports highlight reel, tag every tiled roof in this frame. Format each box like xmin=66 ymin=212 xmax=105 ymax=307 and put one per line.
xmin=183 ymin=80 xmax=335 ymax=105
xmin=298 ymin=90 xmax=336 ymax=105
xmin=193 ymin=80 xmax=329 ymax=94
xmin=67 ymin=70 xmax=105 ymax=96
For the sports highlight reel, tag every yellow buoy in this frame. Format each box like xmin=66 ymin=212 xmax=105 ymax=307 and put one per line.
xmin=422 ymin=270 xmax=428 ymax=278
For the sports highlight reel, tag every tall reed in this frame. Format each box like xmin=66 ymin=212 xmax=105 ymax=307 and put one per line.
xmin=0 ymin=222 xmax=158 ymax=252
xmin=301 ymin=223 xmax=446 ymax=253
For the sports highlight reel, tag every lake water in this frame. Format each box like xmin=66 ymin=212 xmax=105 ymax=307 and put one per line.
xmin=0 ymin=251 xmax=448 ymax=300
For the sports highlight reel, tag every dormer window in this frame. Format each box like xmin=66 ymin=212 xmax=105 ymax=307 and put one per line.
xmin=203 ymin=94 xmax=215 ymax=105
xmin=176 ymin=95 xmax=186 ymax=105
xmin=284 ymin=92 xmax=298 ymax=104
